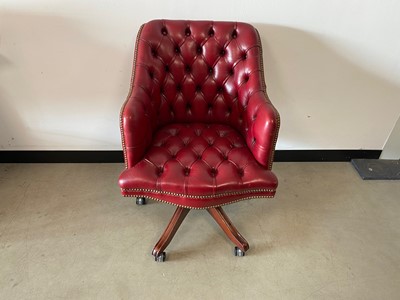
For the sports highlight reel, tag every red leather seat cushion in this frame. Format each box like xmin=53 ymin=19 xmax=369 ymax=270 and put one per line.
xmin=119 ymin=123 xmax=278 ymax=209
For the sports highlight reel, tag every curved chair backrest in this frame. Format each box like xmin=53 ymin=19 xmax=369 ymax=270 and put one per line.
xmin=121 ymin=20 xmax=279 ymax=169
xmin=131 ymin=19 xmax=266 ymax=130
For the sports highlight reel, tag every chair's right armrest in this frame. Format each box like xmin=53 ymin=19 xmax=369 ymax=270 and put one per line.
xmin=120 ymin=87 xmax=154 ymax=168
xmin=243 ymin=91 xmax=280 ymax=170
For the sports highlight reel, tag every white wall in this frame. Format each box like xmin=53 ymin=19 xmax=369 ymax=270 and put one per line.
xmin=1 ymin=0 xmax=400 ymax=150
xmin=381 ymin=115 xmax=400 ymax=159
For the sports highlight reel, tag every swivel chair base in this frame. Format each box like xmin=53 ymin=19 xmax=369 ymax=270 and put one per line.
xmin=141 ymin=198 xmax=249 ymax=262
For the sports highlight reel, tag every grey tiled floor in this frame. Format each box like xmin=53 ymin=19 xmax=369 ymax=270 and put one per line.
xmin=0 ymin=163 xmax=399 ymax=299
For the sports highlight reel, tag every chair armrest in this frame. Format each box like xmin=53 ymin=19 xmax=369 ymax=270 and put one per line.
xmin=244 ymin=91 xmax=280 ymax=169
xmin=120 ymin=87 xmax=155 ymax=168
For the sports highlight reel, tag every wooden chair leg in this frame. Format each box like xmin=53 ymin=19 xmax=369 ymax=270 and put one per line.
xmin=207 ymin=206 xmax=249 ymax=252
xmin=152 ymin=207 xmax=190 ymax=257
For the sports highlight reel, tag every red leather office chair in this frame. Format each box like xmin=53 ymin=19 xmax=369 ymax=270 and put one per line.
xmin=119 ymin=20 xmax=280 ymax=261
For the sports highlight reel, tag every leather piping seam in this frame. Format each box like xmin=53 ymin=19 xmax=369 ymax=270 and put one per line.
xmin=121 ymin=187 xmax=275 ymax=198
xmin=123 ymin=194 xmax=274 ymax=210
xmin=268 ymin=111 xmax=281 ymax=170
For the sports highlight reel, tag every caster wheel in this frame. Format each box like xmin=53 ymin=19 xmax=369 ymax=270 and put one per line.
xmin=136 ymin=197 xmax=146 ymax=205
xmin=234 ymin=247 xmax=245 ymax=257
xmin=155 ymin=252 xmax=166 ymax=262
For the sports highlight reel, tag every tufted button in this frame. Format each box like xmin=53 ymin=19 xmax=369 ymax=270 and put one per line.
xmin=208 ymin=27 xmax=215 ymax=37
xmin=196 ymin=85 xmax=202 ymax=92
xmin=185 ymin=27 xmax=191 ymax=36
xmin=232 ymin=29 xmax=238 ymax=39
xmin=217 ymin=86 xmax=224 ymax=93
xmin=220 ymin=49 xmax=226 ymax=56
xmin=176 ymin=84 xmax=182 ymax=92
xmin=149 ymin=71 xmax=154 ymax=79
xmin=171 ymin=153 xmax=176 ymax=158
xmin=186 ymin=103 xmax=191 ymax=110
xmin=174 ymin=46 xmax=180 ymax=53
xmin=164 ymin=65 xmax=170 ymax=72
xmin=252 ymin=114 xmax=257 ymax=120
xmin=185 ymin=65 xmax=191 ymax=73
xmin=229 ymin=68 xmax=234 ymax=76
xmin=151 ymin=48 xmax=157 ymax=57
xmin=196 ymin=153 xmax=202 ymax=160
xmin=210 ymin=168 xmax=218 ymax=177
xmin=208 ymin=140 xmax=214 ymax=146
xmin=157 ymin=166 xmax=164 ymax=176
xmin=243 ymin=74 xmax=250 ymax=82
xmin=238 ymin=168 xmax=244 ymax=177
xmin=207 ymin=103 xmax=213 ymax=110
xmin=242 ymin=52 xmax=247 ymax=60
xmin=196 ymin=45 xmax=202 ymax=54
xmin=208 ymin=67 xmax=213 ymax=74
xmin=161 ymin=27 xmax=168 ymax=35
xmin=252 ymin=137 xmax=256 ymax=145
xmin=184 ymin=167 xmax=190 ymax=176
xmin=227 ymin=108 xmax=232 ymax=114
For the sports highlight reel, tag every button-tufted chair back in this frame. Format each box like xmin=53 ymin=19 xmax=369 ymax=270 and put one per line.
xmin=123 ymin=20 xmax=279 ymax=169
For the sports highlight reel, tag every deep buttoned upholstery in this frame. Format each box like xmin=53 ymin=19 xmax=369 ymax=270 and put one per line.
xmin=119 ymin=20 xmax=280 ymax=209
xmin=119 ymin=123 xmax=278 ymax=208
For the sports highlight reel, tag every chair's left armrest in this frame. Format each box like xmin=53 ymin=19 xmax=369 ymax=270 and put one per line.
xmin=244 ymin=91 xmax=280 ymax=169
xmin=120 ymin=87 xmax=155 ymax=169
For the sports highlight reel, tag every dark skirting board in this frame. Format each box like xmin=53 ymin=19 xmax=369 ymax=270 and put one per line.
xmin=0 ymin=150 xmax=381 ymax=163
